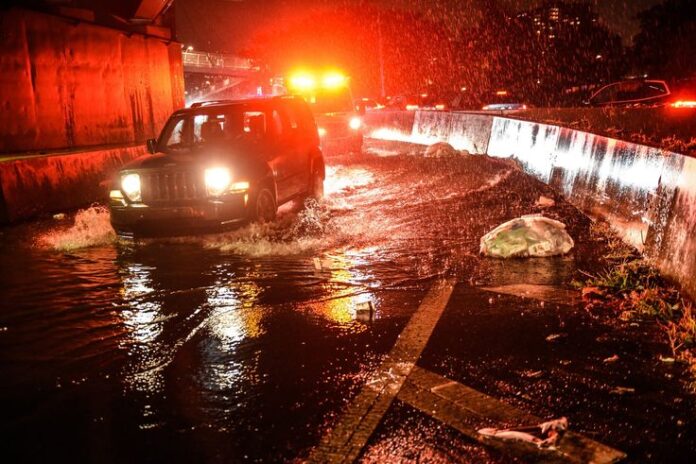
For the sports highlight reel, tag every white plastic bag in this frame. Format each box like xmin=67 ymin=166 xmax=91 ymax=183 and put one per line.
xmin=480 ymin=214 xmax=574 ymax=258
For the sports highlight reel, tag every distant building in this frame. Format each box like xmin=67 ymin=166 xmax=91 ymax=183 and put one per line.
xmin=516 ymin=1 xmax=600 ymax=47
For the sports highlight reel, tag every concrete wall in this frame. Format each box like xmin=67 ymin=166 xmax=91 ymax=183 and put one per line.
xmin=0 ymin=7 xmax=183 ymax=223
xmin=514 ymin=107 xmax=696 ymax=156
xmin=0 ymin=8 xmax=183 ymax=154
xmin=363 ymin=110 xmax=492 ymax=155
xmin=364 ymin=110 xmax=696 ymax=300
xmin=0 ymin=145 xmax=146 ymax=223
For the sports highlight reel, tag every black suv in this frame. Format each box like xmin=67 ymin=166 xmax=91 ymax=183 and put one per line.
xmin=109 ymin=96 xmax=325 ymax=236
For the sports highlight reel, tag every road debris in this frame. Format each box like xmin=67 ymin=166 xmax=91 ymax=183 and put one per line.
xmin=535 ymin=195 xmax=555 ymax=207
xmin=354 ymin=301 xmax=375 ymax=322
xmin=603 ymin=354 xmax=620 ymax=363
xmin=424 ymin=142 xmax=460 ymax=158
xmin=610 ymin=386 xmax=635 ymax=395
xmin=546 ymin=333 xmax=567 ymax=342
xmin=480 ymin=215 xmax=574 ymax=258
xmin=478 ymin=417 xmax=568 ymax=448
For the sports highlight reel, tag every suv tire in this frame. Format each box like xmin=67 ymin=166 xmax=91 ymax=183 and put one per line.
xmin=250 ymin=186 xmax=277 ymax=223
xmin=309 ymin=169 xmax=324 ymax=200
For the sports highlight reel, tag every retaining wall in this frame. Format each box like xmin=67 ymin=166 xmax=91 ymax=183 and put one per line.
xmin=0 ymin=145 xmax=146 ymax=223
xmin=0 ymin=8 xmax=183 ymax=154
xmin=364 ymin=110 xmax=696 ymax=299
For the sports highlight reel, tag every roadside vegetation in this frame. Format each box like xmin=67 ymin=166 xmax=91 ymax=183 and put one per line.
xmin=575 ymin=222 xmax=696 ymax=387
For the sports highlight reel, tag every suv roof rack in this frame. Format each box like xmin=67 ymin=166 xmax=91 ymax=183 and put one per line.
xmin=190 ymin=100 xmax=236 ymax=108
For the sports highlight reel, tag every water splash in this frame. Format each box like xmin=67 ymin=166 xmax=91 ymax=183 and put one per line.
xmin=39 ymin=206 xmax=116 ymax=251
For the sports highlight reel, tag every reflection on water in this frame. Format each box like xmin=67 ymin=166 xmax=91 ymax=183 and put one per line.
xmin=1 ymin=152 xmax=600 ymax=461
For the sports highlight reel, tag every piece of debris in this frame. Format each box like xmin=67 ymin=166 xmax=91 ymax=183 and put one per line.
xmin=603 ymin=354 xmax=620 ymax=363
xmin=610 ymin=386 xmax=635 ymax=395
xmin=424 ymin=142 xmax=460 ymax=158
xmin=535 ymin=196 xmax=555 ymax=207
xmin=546 ymin=333 xmax=567 ymax=342
xmin=521 ymin=370 xmax=543 ymax=379
xmin=660 ymin=356 xmax=676 ymax=364
xmin=478 ymin=417 xmax=568 ymax=448
xmin=312 ymin=257 xmax=333 ymax=271
xmin=52 ymin=213 xmax=66 ymax=220
xmin=582 ymin=286 xmax=605 ymax=300
xmin=355 ymin=301 xmax=375 ymax=322
xmin=480 ymin=215 xmax=574 ymax=258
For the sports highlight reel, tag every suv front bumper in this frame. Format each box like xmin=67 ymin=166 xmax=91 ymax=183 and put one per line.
xmin=110 ymin=194 xmax=248 ymax=237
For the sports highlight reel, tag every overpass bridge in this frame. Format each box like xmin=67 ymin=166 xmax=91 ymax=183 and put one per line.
xmin=182 ymin=50 xmax=262 ymax=105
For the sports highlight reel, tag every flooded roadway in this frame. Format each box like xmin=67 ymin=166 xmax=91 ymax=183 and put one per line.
xmin=1 ymin=144 xmax=695 ymax=462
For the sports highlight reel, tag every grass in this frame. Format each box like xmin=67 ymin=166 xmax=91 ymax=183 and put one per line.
xmin=576 ymin=223 xmax=696 ymax=387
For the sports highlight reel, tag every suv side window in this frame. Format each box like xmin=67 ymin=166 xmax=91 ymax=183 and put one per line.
xmin=243 ymin=111 xmax=267 ymax=140
xmin=271 ymin=109 xmax=285 ymax=138
xmin=161 ymin=116 xmax=188 ymax=150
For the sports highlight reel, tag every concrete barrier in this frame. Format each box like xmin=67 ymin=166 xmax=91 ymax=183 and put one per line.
xmin=364 ymin=110 xmax=492 ymax=155
xmin=0 ymin=144 xmax=145 ymax=223
xmin=366 ymin=110 xmax=696 ymax=299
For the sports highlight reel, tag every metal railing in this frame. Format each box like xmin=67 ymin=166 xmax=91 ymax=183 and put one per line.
xmin=182 ymin=51 xmax=257 ymax=71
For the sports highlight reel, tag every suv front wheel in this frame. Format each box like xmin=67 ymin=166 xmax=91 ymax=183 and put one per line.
xmin=250 ymin=186 xmax=277 ymax=223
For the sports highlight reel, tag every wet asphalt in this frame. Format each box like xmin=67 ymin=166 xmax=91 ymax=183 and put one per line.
xmin=1 ymin=143 xmax=694 ymax=463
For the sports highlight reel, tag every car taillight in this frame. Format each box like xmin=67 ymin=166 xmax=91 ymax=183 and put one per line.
xmin=671 ymin=100 xmax=696 ymax=109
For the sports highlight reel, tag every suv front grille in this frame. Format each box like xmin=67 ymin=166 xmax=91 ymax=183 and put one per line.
xmin=141 ymin=170 xmax=205 ymax=203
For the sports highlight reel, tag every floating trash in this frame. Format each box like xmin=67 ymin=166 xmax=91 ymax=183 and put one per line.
xmin=535 ymin=196 xmax=555 ymax=207
xmin=424 ymin=142 xmax=460 ymax=158
xmin=354 ymin=300 xmax=375 ymax=322
xmin=478 ymin=417 xmax=568 ymax=448
xmin=480 ymin=214 xmax=574 ymax=258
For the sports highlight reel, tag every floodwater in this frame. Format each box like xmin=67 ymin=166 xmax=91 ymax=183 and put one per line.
xmin=1 ymin=146 xmax=694 ymax=462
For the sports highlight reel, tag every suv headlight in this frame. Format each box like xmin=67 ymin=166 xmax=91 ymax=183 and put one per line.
xmin=205 ymin=167 xmax=231 ymax=196
xmin=121 ymin=173 xmax=141 ymax=202
xmin=349 ymin=116 xmax=362 ymax=130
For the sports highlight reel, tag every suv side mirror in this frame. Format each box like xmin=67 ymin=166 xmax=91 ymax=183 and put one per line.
xmin=146 ymin=138 xmax=157 ymax=154
xmin=356 ymin=102 xmax=366 ymax=116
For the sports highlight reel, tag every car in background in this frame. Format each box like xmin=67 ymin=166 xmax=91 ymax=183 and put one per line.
xmin=356 ymin=97 xmax=384 ymax=111
xmin=109 ymin=96 xmax=325 ymax=237
xmin=587 ymin=78 xmax=696 ymax=109
xmin=481 ymin=90 xmax=529 ymax=111
xmin=588 ymin=79 xmax=670 ymax=107
xmin=384 ymin=94 xmax=448 ymax=111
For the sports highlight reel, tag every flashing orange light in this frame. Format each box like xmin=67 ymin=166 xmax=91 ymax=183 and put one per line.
xmin=406 ymin=104 xmax=419 ymax=111
xmin=289 ymin=74 xmax=316 ymax=90
xmin=317 ymin=127 xmax=327 ymax=137
xmin=495 ymin=90 xmax=509 ymax=96
xmin=323 ymin=72 xmax=347 ymax=88
xmin=420 ymin=93 xmax=429 ymax=98
xmin=435 ymin=104 xmax=446 ymax=110
xmin=671 ymin=100 xmax=696 ymax=109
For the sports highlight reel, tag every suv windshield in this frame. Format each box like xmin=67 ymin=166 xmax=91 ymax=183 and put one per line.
xmin=158 ymin=106 xmax=274 ymax=154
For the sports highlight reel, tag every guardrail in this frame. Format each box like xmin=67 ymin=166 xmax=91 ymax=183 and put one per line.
xmin=363 ymin=110 xmax=696 ymax=300
xmin=182 ymin=51 xmax=257 ymax=72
